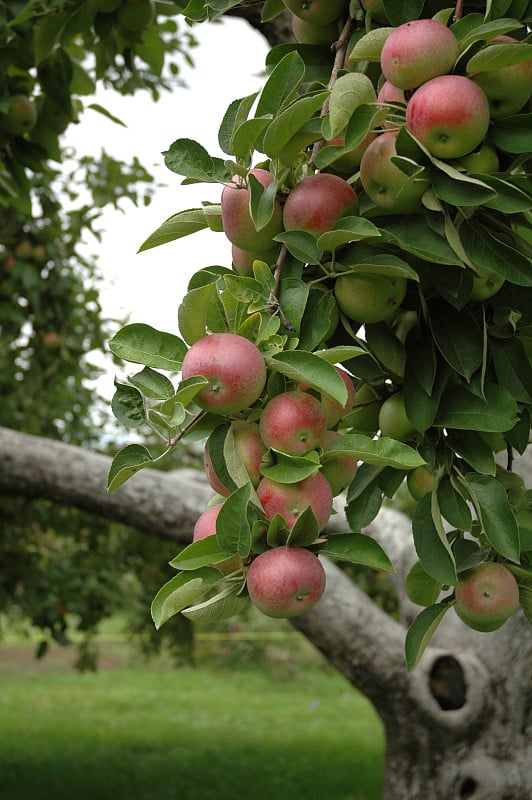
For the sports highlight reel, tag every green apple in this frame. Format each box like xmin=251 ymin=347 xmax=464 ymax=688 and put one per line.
xmin=455 ymin=144 xmax=499 ymax=175
xmin=360 ymin=131 xmax=430 ymax=214
xmin=378 ymin=391 xmax=415 ymax=442
xmin=335 ymin=272 xmax=407 ymax=324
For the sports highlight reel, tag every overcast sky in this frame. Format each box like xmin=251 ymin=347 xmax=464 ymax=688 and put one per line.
xmin=66 ymin=17 xmax=269 ymax=397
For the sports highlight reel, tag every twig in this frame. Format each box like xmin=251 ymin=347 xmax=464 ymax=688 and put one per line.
xmin=265 ymin=244 xmax=294 ymax=330
xmin=453 ymin=0 xmax=464 ymax=22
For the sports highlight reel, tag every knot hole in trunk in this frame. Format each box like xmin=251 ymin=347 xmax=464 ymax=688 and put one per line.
xmin=429 ymin=654 xmax=467 ymax=711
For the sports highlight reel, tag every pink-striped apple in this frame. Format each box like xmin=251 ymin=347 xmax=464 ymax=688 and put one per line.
xmin=256 ymin=472 xmax=333 ymax=531
xmin=246 ymin=546 xmax=326 ymax=618
xmin=283 ymin=173 xmax=359 ymax=237
xmin=221 ymin=168 xmax=283 ymax=253
xmin=259 ymin=390 xmax=328 ymax=456
xmin=380 ymin=19 xmax=459 ymax=90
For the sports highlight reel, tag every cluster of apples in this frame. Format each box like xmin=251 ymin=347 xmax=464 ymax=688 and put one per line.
xmin=181 ymin=330 xmax=363 ymax=618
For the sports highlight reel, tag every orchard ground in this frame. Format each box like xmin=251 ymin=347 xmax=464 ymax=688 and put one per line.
xmin=0 ymin=629 xmax=384 ymax=800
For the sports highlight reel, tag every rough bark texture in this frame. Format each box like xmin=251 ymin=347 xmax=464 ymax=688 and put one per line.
xmin=1 ymin=425 xmax=531 ymax=799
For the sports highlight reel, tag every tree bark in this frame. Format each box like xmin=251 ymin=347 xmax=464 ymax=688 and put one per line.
xmin=1 ymin=425 xmax=531 ymax=799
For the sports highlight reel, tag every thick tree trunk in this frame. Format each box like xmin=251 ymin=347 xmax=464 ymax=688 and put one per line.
xmin=1 ymin=425 xmax=531 ymax=799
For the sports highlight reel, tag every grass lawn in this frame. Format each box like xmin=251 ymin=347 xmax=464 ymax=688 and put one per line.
xmin=0 ymin=644 xmax=384 ymax=800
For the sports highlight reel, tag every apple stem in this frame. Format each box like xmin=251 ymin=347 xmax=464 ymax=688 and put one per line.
xmin=309 ymin=14 xmax=354 ymax=169
xmin=453 ymin=0 xmax=464 ymax=21
xmin=266 ymin=244 xmax=295 ymax=330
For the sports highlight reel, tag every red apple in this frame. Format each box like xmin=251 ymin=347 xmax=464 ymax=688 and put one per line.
xmin=283 ymin=173 xmax=359 ymax=237
xmin=320 ymin=365 xmax=356 ymax=427
xmin=204 ymin=421 xmax=267 ymax=496
xmin=193 ymin=504 xmax=242 ymax=574
xmin=360 ymin=130 xmax=430 ymax=213
xmin=319 ymin=430 xmax=358 ymax=496
xmin=221 ymin=168 xmax=284 ymax=254
xmin=406 ymin=75 xmax=490 ymax=159
xmin=471 ymin=36 xmax=532 ymax=119
xmin=256 ymin=472 xmax=333 ymax=531
xmin=380 ymin=19 xmax=459 ymax=90
xmin=181 ymin=333 xmax=266 ymax=415
xmin=260 ymin=390 xmax=327 ymax=456
xmin=377 ymin=81 xmax=406 ymax=128
xmin=454 ymin=562 xmax=520 ymax=632
xmin=246 ymin=546 xmax=326 ymax=618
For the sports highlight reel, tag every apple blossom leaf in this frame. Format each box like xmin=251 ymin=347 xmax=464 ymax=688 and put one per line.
xmin=137 ymin=208 xmax=208 ymax=253
xmin=109 ymin=323 xmax=187 ymax=370
xmin=429 ymin=301 xmax=484 ymax=380
xmin=218 ymin=93 xmax=259 ymax=155
xmin=266 ymin=350 xmax=348 ymax=406
xmin=402 ymin=364 xmax=445 ymax=434
xmin=453 ymin=538 xmax=488 ymax=574
xmin=346 ymin=463 xmax=383 ymax=503
xmin=405 ymin=602 xmax=452 ymax=672
xmin=107 ymin=444 xmax=154 ymax=491
xmin=111 ymin=383 xmax=145 ymax=429
xmin=260 ymin=451 xmax=321 ymax=484
xmin=255 ymin=50 xmax=305 ymax=118
xmin=182 ymin=587 xmax=249 ymax=623
xmin=317 ymin=217 xmax=381 ymax=252
xmin=406 ymin=562 xmax=443 ymax=607
xmin=274 ymin=230 xmax=323 ymax=264
xmin=261 ymin=91 xmax=329 ymax=158
xmin=436 ymin=383 xmax=518 ymax=432
xmin=128 ymin=367 xmax=174 ymax=400
xmin=322 ymin=433 xmax=426 ymax=470
xmin=313 ymin=345 xmax=365 ymax=363
xmin=348 ymin=27 xmax=394 ymax=62
xmin=266 ymin=514 xmax=290 ymax=548
xmin=163 ymin=138 xmax=231 ymax=183
xmin=286 ymin=505 xmax=320 ymax=546
xmin=438 ymin=476 xmax=473 ymax=531
xmin=321 ymin=533 xmax=394 ymax=572
xmin=463 ymin=473 xmax=521 ymax=562
xmin=365 ymin=323 xmax=406 ymax=379
xmin=170 ymin=537 xmax=236 ymax=571
xmin=328 ymin=73 xmax=376 ymax=138
xmin=150 ymin=568 xmax=224 ymax=629
xmin=216 ymin=483 xmax=253 ymax=558
xmin=412 ymin=493 xmax=457 ymax=585
xmin=265 ymin=43 xmax=336 ymax=85
xmin=466 ymin=39 xmax=532 ymax=72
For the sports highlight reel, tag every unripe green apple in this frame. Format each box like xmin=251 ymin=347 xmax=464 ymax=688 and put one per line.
xmin=117 ymin=0 xmax=155 ymax=29
xmin=283 ymin=173 xmax=359 ymax=236
xmin=378 ymin=391 xmax=415 ymax=442
xmin=469 ymin=268 xmax=505 ymax=301
xmin=454 ymin=562 xmax=520 ymax=632
xmin=283 ymin=0 xmax=345 ymax=25
xmin=319 ymin=430 xmax=358 ymax=496
xmin=291 ymin=15 xmax=340 ymax=46
xmin=335 ymin=272 xmax=407 ymax=324
xmin=343 ymin=382 xmax=382 ymax=434
xmin=3 ymin=94 xmax=37 ymax=135
xmin=221 ymin=169 xmax=284 ymax=254
xmin=231 ymin=244 xmax=279 ymax=277
xmin=407 ymin=465 xmax=435 ymax=501
xmin=247 ymin=546 xmax=326 ymax=618
xmin=455 ymin=144 xmax=499 ymax=175
xmin=260 ymin=390 xmax=327 ymax=456
xmin=360 ymin=0 xmax=389 ymax=24
xmin=380 ymin=19 xmax=459 ymax=90
xmin=181 ymin=332 xmax=266 ymax=415
xmin=256 ymin=472 xmax=333 ymax=531
xmin=471 ymin=36 xmax=532 ymax=119
xmin=406 ymin=75 xmax=490 ymax=159
xmin=360 ymin=131 xmax=429 ymax=213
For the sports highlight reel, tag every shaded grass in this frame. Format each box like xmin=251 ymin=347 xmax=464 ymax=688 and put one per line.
xmin=0 ymin=661 xmax=384 ymax=800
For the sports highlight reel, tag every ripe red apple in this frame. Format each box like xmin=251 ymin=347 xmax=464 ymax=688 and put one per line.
xmin=246 ymin=546 xmax=326 ymax=618
xmin=378 ymin=391 xmax=415 ymax=442
xmin=454 ymin=562 xmax=520 ymax=632
xmin=181 ymin=332 xmax=266 ymax=415
xmin=320 ymin=365 xmax=356 ymax=427
xmin=221 ymin=168 xmax=284 ymax=254
xmin=231 ymin=244 xmax=279 ymax=276
xmin=319 ymin=430 xmax=358 ymax=496
xmin=259 ymin=390 xmax=327 ymax=456
xmin=193 ymin=504 xmax=242 ymax=574
xmin=359 ymin=131 xmax=430 ymax=213
xmin=283 ymin=173 xmax=359 ymax=237
xmin=471 ymin=36 xmax=532 ymax=119
xmin=283 ymin=0 xmax=345 ymax=25
xmin=204 ymin=421 xmax=267 ymax=496
xmin=3 ymin=94 xmax=38 ymax=135
xmin=256 ymin=472 xmax=333 ymax=531
xmin=406 ymin=75 xmax=490 ymax=159
xmin=334 ymin=272 xmax=407 ymax=324
xmin=291 ymin=15 xmax=340 ymax=45
xmin=380 ymin=19 xmax=459 ymax=90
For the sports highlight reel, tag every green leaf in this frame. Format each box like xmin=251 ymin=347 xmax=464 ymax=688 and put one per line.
xmin=231 ymin=116 xmax=271 ymax=160
xmin=328 ymin=73 xmax=376 ymax=138
xmin=436 ymin=383 xmax=518 ymax=432
xmin=255 ymin=50 xmax=305 ymax=118
xmin=262 ymin=91 xmax=329 ymax=158
xmin=463 ymin=473 xmax=521 ymax=562
xmin=365 ymin=323 xmax=406 ymax=379
xmin=438 ymin=476 xmax=473 ymax=530
xmin=170 ymin=536 xmax=235 ymax=570
xmin=161 ymin=376 xmax=210 ymax=414
xmin=380 ymin=215 xmax=465 ymax=266
xmin=286 ymin=505 xmax=320 ymax=546
xmin=178 ymin=283 xmax=219 ymax=345
xmin=405 ymin=602 xmax=452 ymax=672
xmin=218 ymin=93 xmax=259 ymax=155
xmin=216 ymin=484 xmax=253 ymax=558
xmin=128 ymin=367 xmax=174 ymax=400
xmin=313 ymin=345 xmax=365 ymax=363
xmin=490 ymin=337 xmax=532 ymax=404
xmin=87 ymin=103 xmax=127 ymax=127
xmin=446 ymin=430 xmax=496 ymax=476
xmin=345 ymin=483 xmax=384 ymax=530
xmin=322 ymin=434 xmax=426 ymax=470
xmin=274 ymin=230 xmax=323 ymax=264
xmin=150 ymin=568 xmax=224 ymax=629
xmin=137 ymin=209 xmax=208 ymax=253
xmin=107 ymin=444 xmax=154 ymax=491
xmin=430 ymin=169 xmax=496 ymax=207
xmin=182 ymin=588 xmax=249 ymax=622
xmin=466 ymin=39 xmax=532 ymax=73
xmin=412 ymin=494 xmax=457 ymax=585
xmin=266 ymin=350 xmax=348 ymax=406
xmin=406 ymin=562 xmax=443 ymax=607
xmin=335 ymin=245 xmax=419 ymax=281
xmin=382 ymin=0 xmax=424 ymax=25
xmin=348 ymin=27 xmax=394 ymax=62
xmin=478 ymin=175 xmax=532 ymax=214
xmin=460 ymin=219 xmax=532 ymax=286
xmin=111 ymin=383 xmax=145 ymax=429
xmin=33 ymin=11 xmax=68 ymax=64
xmin=109 ymin=324 xmax=187 ymax=370
xmin=321 ymin=533 xmax=394 ymax=572
xmin=163 ymin=138 xmax=231 ymax=183
xmin=429 ymin=302 xmax=484 ymax=380
xmin=317 ymin=217 xmax=381 ymax=253
xmin=261 ymin=451 xmax=321 ymax=484
xmin=491 ymin=113 xmax=532 ymax=154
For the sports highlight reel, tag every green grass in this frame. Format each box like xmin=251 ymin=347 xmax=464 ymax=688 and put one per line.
xmin=0 ymin=653 xmax=384 ymax=800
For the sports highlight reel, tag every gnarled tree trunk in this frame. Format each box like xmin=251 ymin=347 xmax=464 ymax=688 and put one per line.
xmin=1 ymin=425 xmax=531 ymax=799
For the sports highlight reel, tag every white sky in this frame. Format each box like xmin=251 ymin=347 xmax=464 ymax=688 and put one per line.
xmin=65 ymin=17 xmax=269 ymax=397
